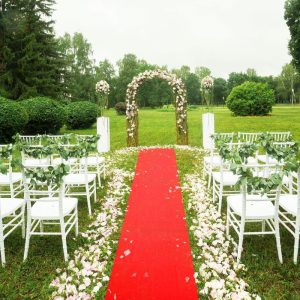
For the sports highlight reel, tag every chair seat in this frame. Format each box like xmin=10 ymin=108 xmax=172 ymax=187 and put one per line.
xmin=227 ymin=194 xmax=275 ymax=219
xmin=52 ymin=157 xmax=78 ymax=166
xmin=80 ymin=156 xmax=105 ymax=166
xmin=64 ymin=173 xmax=96 ymax=185
xmin=204 ymin=155 xmax=221 ymax=166
xmin=279 ymin=194 xmax=299 ymax=216
xmin=23 ymin=158 xmax=49 ymax=167
xmin=246 ymin=156 xmax=258 ymax=165
xmin=257 ymin=155 xmax=278 ymax=164
xmin=0 ymin=198 xmax=25 ymax=218
xmin=31 ymin=197 xmax=78 ymax=219
xmin=212 ymin=171 xmax=239 ymax=186
xmin=0 ymin=172 xmax=22 ymax=185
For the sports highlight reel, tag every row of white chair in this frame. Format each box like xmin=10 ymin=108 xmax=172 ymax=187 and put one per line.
xmin=0 ymin=137 xmax=106 ymax=266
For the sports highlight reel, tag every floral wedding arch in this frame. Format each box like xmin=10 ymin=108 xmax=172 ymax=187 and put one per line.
xmin=125 ymin=69 xmax=188 ymax=147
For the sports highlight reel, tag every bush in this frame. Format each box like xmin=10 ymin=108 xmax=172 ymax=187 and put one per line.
xmin=226 ymin=81 xmax=275 ymax=116
xmin=115 ymin=102 xmax=126 ymax=115
xmin=21 ymin=97 xmax=66 ymax=134
xmin=66 ymin=101 xmax=98 ymax=129
xmin=0 ymin=97 xmax=28 ymax=143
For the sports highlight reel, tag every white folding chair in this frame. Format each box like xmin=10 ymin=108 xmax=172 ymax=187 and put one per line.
xmin=203 ymin=132 xmax=234 ymax=187
xmin=19 ymin=135 xmax=42 ymax=145
xmin=226 ymin=165 xmax=283 ymax=263
xmin=237 ymin=132 xmax=260 ymax=143
xmin=62 ymin=148 xmax=97 ymax=216
xmin=257 ymin=141 xmax=295 ymax=165
xmin=21 ymin=145 xmax=51 ymax=168
xmin=0 ymin=144 xmax=23 ymax=198
xmin=0 ymin=197 xmax=25 ymax=267
xmin=23 ymin=165 xmax=78 ymax=261
xmin=278 ymin=169 xmax=300 ymax=264
xmin=268 ymin=131 xmax=291 ymax=142
xmin=212 ymin=156 xmax=240 ymax=213
xmin=76 ymin=135 xmax=106 ymax=187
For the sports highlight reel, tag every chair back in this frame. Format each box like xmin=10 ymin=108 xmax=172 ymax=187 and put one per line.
xmin=240 ymin=164 xmax=283 ymax=218
xmin=268 ymin=131 xmax=291 ymax=142
xmin=22 ymin=164 xmax=64 ymax=211
xmin=47 ymin=135 xmax=71 ymax=145
xmin=19 ymin=135 xmax=42 ymax=145
xmin=237 ymin=132 xmax=260 ymax=143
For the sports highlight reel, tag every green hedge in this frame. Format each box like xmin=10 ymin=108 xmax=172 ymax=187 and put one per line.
xmin=66 ymin=101 xmax=98 ymax=129
xmin=0 ymin=97 xmax=28 ymax=143
xmin=226 ymin=81 xmax=275 ymax=116
xmin=114 ymin=102 xmax=126 ymax=115
xmin=21 ymin=97 xmax=66 ymax=134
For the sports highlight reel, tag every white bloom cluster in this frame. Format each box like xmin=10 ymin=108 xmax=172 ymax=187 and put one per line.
xmin=51 ymin=166 xmax=132 ymax=300
xmin=95 ymin=80 xmax=110 ymax=95
xmin=201 ymin=76 xmax=214 ymax=90
xmin=183 ymin=173 xmax=260 ymax=300
xmin=125 ymin=69 xmax=188 ymax=141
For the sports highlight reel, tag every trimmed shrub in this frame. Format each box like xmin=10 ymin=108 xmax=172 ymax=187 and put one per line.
xmin=21 ymin=97 xmax=66 ymax=134
xmin=66 ymin=101 xmax=98 ymax=129
xmin=0 ymin=97 xmax=28 ymax=143
xmin=115 ymin=102 xmax=126 ymax=115
xmin=226 ymin=81 xmax=275 ymax=116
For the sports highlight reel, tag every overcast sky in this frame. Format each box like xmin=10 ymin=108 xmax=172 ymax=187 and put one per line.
xmin=53 ymin=0 xmax=291 ymax=78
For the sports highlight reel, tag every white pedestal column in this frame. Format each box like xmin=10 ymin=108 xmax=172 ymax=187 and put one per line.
xmin=202 ymin=112 xmax=215 ymax=150
xmin=97 ymin=117 xmax=110 ymax=153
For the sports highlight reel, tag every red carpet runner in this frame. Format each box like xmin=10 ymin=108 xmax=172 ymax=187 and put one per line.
xmin=105 ymin=149 xmax=198 ymax=300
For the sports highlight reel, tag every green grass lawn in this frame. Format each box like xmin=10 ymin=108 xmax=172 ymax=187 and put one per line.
xmin=63 ymin=105 xmax=300 ymax=150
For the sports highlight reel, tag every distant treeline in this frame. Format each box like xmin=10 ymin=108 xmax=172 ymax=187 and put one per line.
xmin=1 ymin=0 xmax=300 ymax=107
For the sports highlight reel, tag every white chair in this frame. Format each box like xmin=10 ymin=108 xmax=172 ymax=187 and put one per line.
xmin=21 ymin=145 xmax=51 ymax=168
xmin=19 ymin=135 xmax=42 ymax=145
xmin=226 ymin=165 xmax=283 ymax=263
xmin=237 ymin=132 xmax=260 ymax=143
xmin=278 ymin=169 xmax=300 ymax=264
xmin=46 ymin=135 xmax=71 ymax=145
xmin=23 ymin=165 xmax=78 ymax=261
xmin=212 ymin=157 xmax=240 ymax=213
xmin=62 ymin=151 xmax=97 ymax=216
xmin=76 ymin=135 xmax=106 ymax=187
xmin=0 ymin=144 xmax=23 ymax=198
xmin=268 ymin=131 xmax=291 ymax=142
xmin=0 ymin=196 xmax=25 ymax=266
xmin=257 ymin=142 xmax=295 ymax=165
xmin=203 ymin=132 xmax=234 ymax=187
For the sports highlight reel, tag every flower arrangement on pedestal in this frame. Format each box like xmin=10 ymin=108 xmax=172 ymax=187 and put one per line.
xmin=125 ymin=69 xmax=188 ymax=147
xmin=95 ymin=80 xmax=110 ymax=116
xmin=201 ymin=76 xmax=214 ymax=108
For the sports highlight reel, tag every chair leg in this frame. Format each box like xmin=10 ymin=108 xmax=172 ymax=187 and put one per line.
xmin=218 ymin=186 xmax=223 ymax=213
xmin=93 ymin=181 xmax=97 ymax=203
xmin=226 ymin=205 xmax=230 ymax=237
xmin=60 ymin=219 xmax=68 ymax=262
xmin=237 ymin=219 xmax=245 ymax=263
xmin=21 ymin=205 xmax=26 ymax=239
xmin=23 ymin=216 xmax=32 ymax=261
xmin=293 ymin=223 xmax=300 ymax=264
xmin=86 ymin=184 xmax=92 ymax=216
xmin=75 ymin=208 xmax=79 ymax=236
xmin=97 ymin=165 xmax=101 ymax=187
xmin=275 ymin=217 xmax=283 ymax=264
xmin=0 ymin=227 xmax=5 ymax=267
xmin=212 ymin=180 xmax=216 ymax=203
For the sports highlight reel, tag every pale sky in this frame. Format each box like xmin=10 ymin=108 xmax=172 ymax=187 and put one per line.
xmin=53 ymin=0 xmax=291 ymax=78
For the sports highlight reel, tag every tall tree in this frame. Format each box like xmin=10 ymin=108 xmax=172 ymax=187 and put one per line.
xmin=184 ymin=73 xmax=201 ymax=104
xmin=277 ymin=63 xmax=300 ymax=104
xmin=213 ymin=78 xmax=228 ymax=105
xmin=57 ymin=32 xmax=96 ymax=101
xmin=195 ymin=66 xmax=211 ymax=81
xmin=95 ymin=59 xmax=116 ymax=107
xmin=285 ymin=0 xmax=300 ymax=72
xmin=0 ymin=0 xmax=66 ymax=99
